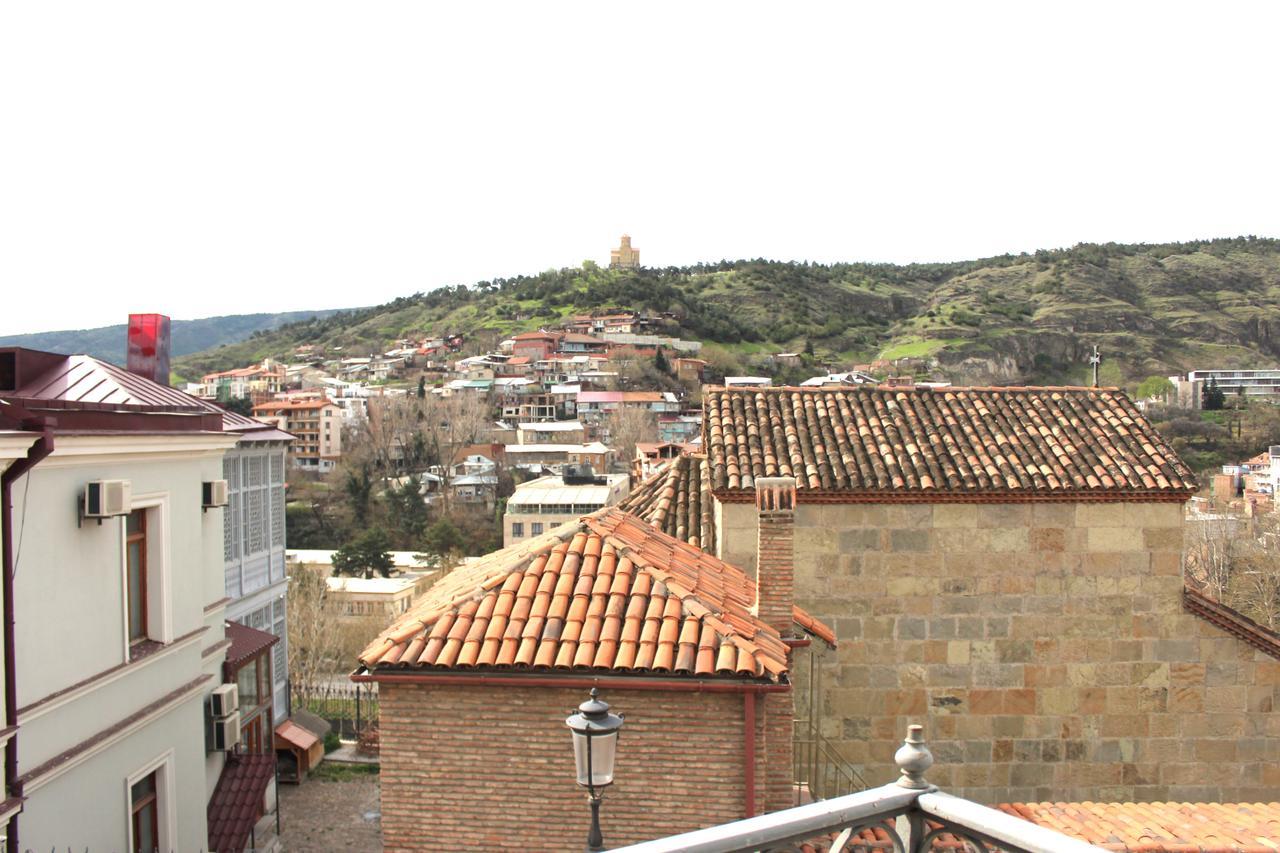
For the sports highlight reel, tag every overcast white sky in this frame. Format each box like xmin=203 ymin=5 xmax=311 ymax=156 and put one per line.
xmin=2 ymin=2 xmax=1278 ymax=336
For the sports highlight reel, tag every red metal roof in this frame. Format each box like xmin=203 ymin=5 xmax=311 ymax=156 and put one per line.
xmin=0 ymin=348 xmax=223 ymax=432
xmin=224 ymin=621 xmax=279 ymax=671
xmin=206 ymin=753 xmax=276 ymax=853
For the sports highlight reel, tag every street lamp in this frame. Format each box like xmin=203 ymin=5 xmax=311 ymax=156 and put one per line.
xmin=566 ymin=688 xmax=624 ymax=852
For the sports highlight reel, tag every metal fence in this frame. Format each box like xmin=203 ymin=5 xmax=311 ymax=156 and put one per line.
xmin=290 ymin=680 xmax=379 ymax=742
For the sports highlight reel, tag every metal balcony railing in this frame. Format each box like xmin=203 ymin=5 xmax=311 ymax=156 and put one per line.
xmin=610 ymin=726 xmax=1107 ymax=853
xmin=793 ymin=723 xmax=868 ymax=802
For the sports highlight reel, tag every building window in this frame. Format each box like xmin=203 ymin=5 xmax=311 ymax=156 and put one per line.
xmin=236 ymin=651 xmax=273 ymax=754
xmin=126 ymin=510 xmax=148 ymax=644
xmin=531 ymin=522 xmax=543 ymax=536
xmin=512 ymin=522 xmax=524 ymax=538
xmin=130 ymin=770 xmax=159 ymax=853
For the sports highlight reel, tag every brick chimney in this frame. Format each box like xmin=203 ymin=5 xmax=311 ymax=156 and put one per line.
xmin=126 ymin=314 xmax=171 ymax=387
xmin=754 ymin=476 xmax=796 ymax=638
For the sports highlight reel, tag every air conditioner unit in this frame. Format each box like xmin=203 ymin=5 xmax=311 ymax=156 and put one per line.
xmin=210 ymin=683 xmax=239 ymax=718
xmin=83 ymin=480 xmax=131 ymax=518
xmin=208 ymin=710 xmax=241 ymax=752
xmin=202 ymin=479 xmax=230 ymax=509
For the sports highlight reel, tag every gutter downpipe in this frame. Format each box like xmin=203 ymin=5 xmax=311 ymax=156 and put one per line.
xmin=743 ymin=691 xmax=756 ymax=819
xmin=1 ymin=416 xmax=54 ymax=853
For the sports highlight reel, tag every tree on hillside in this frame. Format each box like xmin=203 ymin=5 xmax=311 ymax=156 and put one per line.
xmin=417 ymin=376 xmax=426 ymax=399
xmin=223 ymin=396 xmax=255 ymax=416
xmin=1135 ymin=376 xmax=1174 ymax=402
xmin=332 ymin=528 xmax=395 ymax=579
xmin=422 ymin=518 xmax=465 ymax=558
xmin=653 ymin=347 xmax=670 ymax=375
xmin=384 ymin=479 xmax=429 ymax=546
xmin=604 ymin=406 xmax=658 ymax=472
xmin=1203 ymin=376 xmax=1226 ymax=410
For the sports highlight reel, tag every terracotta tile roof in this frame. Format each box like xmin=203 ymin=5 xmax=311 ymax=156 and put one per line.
xmin=358 ymin=508 xmax=805 ymax=680
xmin=206 ymin=753 xmax=275 ymax=853
xmin=618 ymin=456 xmax=836 ymax=648
xmin=619 ymin=455 xmax=717 ymax=551
xmin=998 ymin=801 xmax=1280 ymax=852
xmin=1183 ymin=586 xmax=1280 ymax=660
xmin=704 ymin=386 xmax=1196 ymax=500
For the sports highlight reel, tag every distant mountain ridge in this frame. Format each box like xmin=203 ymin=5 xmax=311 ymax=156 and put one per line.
xmin=0 ymin=310 xmax=344 ymax=367
xmin=169 ymin=237 xmax=1280 ymax=388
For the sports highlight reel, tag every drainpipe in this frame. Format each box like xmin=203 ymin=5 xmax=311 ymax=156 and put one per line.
xmin=743 ymin=692 xmax=756 ymax=819
xmin=1 ymin=416 xmax=54 ymax=852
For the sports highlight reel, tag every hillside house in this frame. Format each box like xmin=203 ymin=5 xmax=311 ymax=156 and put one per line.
xmin=253 ymin=399 xmax=342 ymax=473
xmin=617 ymin=385 xmax=1280 ymax=803
xmin=355 ymin=508 xmax=835 ymax=850
xmin=517 ymin=420 xmax=585 ymax=445
xmin=502 ymin=470 xmax=630 ymax=546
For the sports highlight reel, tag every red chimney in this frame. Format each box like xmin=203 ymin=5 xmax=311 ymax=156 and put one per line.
xmin=127 ymin=314 xmax=171 ymax=387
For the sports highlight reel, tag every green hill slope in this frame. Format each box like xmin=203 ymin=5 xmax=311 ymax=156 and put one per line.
xmin=0 ymin=309 xmax=344 ymax=367
xmin=174 ymin=237 xmax=1280 ymax=386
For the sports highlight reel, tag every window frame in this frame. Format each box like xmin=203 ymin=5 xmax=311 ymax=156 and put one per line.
xmin=121 ymin=494 xmax=173 ymax=659
xmin=125 ymin=750 xmax=175 ymax=853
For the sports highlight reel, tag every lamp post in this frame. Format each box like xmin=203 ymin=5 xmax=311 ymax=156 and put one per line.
xmin=566 ymin=688 xmax=624 ymax=853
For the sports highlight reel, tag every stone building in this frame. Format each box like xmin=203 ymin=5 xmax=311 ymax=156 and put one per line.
xmin=619 ymin=385 xmax=1280 ymax=804
xmin=355 ymin=508 xmax=834 ymax=851
xmin=609 ymin=234 xmax=640 ymax=269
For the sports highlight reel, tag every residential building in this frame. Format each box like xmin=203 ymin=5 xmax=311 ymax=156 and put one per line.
xmin=219 ymin=409 xmax=294 ymax=723
xmin=798 ymin=370 xmax=877 ymax=387
xmin=502 ymin=469 xmax=630 ymax=546
xmin=516 ymin=420 xmax=585 ymax=444
xmin=511 ymin=331 xmax=560 ymax=362
xmin=195 ymin=360 xmax=286 ymax=402
xmin=355 ymin=507 xmax=834 ymax=849
xmin=617 ymin=385 xmax=1280 ymax=803
xmin=284 ymin=551 xmax=438 ymax=622
xmin=657 ymin=413 xmax=702 ymax=443
xmin=576 ymin=390 xmax=680 ymax=420
xmin=671 ymin=357 xmax=707 ymax=383
xmin=253 ymin=399 xmax=342 ymax=473
xmin=1170 ymin=368 xmax=1280 ymax=408
xmin=609 ymin=233 xmax=640 ymax=268
xmin=0 ymin=345 xmax=278 ymax=851
xmin=503 ymin=442 xmax=612 ymax=472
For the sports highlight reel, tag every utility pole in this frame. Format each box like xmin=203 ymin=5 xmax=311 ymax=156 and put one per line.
xmin=1089 ymin=345 xmax=1101 ymax=388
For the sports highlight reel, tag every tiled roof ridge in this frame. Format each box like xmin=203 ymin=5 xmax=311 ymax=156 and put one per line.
xmin=1183 ymin=586 xmax=1280 ymax=660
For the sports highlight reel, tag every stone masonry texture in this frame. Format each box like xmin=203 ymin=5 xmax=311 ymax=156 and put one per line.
xmin=717 ymin=499 xmax=1280 ymax=804
xmin=378 ymin=683 xmax=786 ymax=851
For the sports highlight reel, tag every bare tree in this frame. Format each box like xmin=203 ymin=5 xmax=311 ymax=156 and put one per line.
xmin=1183 ymin=515 xmax=1242 ymax=601
xmin=603 ymin=406 xmax=658 ymax=474
xmin=287 ymin=565 xmax=345 ymax=702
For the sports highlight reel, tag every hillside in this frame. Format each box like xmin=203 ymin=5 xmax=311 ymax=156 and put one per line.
xmin=0 ymin=309 xmax=344 ymax=368
xmin=174 ymin=237 xmax=1280 ymax=387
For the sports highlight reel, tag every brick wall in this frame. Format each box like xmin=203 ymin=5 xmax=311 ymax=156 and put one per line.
xmin=378 ymin=683 xmax=780 ymax=851
xmin=718 ymin=499 xmax=1280 ymax=803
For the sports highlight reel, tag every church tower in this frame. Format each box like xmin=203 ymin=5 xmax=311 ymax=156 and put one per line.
xmin=609 ymin=234 xmax=640 ymax=269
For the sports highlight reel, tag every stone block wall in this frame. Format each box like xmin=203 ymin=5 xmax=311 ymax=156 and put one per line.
xmin=717 ymin=498 xmax=1280 ymax=803
xmin=379 ymin=683 xmax=787 ymax=851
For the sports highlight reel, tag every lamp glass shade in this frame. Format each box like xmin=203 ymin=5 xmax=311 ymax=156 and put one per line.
xmin=571 ymin=729 xmax=618 ymax=788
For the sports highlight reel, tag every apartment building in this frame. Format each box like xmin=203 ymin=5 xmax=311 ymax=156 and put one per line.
xmin=252 ymin=399 xmax=342 ymax=472
xmin=502 ymin=468 xmax=629 ymax=546
xmin=1170 ymin=368 xmax=1280 ymax=408
xmin=0 ymin=345 xmax=278 ymax=852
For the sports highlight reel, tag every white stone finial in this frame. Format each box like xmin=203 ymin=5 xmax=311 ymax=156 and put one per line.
xmin=894 ymin=724 xmax=933 ymax=789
